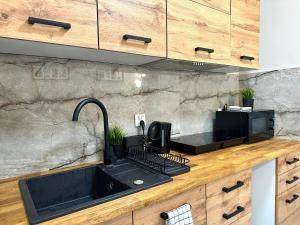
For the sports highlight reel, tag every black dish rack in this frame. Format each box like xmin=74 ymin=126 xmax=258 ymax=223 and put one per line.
xmin=125 ymin=142 xmax=190 ymax=177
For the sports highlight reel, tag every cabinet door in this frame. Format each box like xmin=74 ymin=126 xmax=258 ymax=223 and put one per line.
xmin=277 ymin=184 xmax=300 ymax=224
xmin=206 ymin=170 xmax=252 ymax=225
xmin=231 ymin=0 xmax=260 ymax=68
xmin=191 ymin=0 xmax=231 ymax=14
xmin=277 ymin=149 xmax=300 ymax=175
xmin=98 ymin=0 xmax=166 ymax=57
xmin=100 ymin=213 xmax=132 ymax=225
xmin=167 ymin=0 xmax=230 ymax=64
xmin=0 ymin=0 xmax=98 ymax=49
xmin=133 ymin=186 xmax=206 ymax=225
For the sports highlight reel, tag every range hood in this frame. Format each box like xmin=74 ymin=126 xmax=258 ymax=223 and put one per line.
xmin=142 ymin=58 xmax=254 ymax=74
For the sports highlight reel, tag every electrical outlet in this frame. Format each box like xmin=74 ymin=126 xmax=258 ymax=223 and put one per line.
xmin=135 ymin=114 xmax=146 ymax=127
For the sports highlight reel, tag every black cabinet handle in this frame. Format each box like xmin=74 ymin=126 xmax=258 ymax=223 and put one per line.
xmin=240 ymin=56 xmax=255 ymax=61
xmin=123 ymin=34 xmax=152 ymax=44
xmin=223 ymin=206 xmax=245 ymax=220
xmin=286 ymin=194 xmax=299 ymax=204
xmin=195 ymin=47 xmax=214 ymax=54
xmin=28 ymin=17 xmax=71 ymax=30
xmin=222 ymin=181 xmax=244 ymax=193
xmin=286 ymin=176 xmax=299 ymax=184
xmin=286 ymin=158 xmax=300 ymax=165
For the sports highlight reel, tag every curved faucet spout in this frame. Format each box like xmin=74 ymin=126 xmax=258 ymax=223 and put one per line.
xmin=72 ymin=98 xmax=110 ymax=165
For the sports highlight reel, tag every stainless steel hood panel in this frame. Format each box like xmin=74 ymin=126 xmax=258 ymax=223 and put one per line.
xmin=142 ymin=59 xmax=255 ymax=74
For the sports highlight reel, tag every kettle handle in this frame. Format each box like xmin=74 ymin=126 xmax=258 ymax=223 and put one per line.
xmin=147 ymin=121 xmax=162 ymax=142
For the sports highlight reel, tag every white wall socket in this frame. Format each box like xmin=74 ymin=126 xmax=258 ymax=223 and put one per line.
xmin=134 ymin=114 xmax=146 ymax=127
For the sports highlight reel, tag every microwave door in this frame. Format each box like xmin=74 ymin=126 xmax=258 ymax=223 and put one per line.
xmin=248 ymin=112 xmax=274 ymax=142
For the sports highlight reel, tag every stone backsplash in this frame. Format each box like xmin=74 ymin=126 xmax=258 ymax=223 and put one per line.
xmin=0 ymin=54 xmax=239 ymax=179
xmin=240 ymin=68 xmax=300 ymax=141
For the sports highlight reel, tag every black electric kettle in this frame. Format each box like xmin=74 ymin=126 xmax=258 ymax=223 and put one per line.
xmin=147 ymin=121 xmax=172 ymax=153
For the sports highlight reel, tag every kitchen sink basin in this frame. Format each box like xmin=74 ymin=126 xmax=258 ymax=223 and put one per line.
xmin=19 ymin=159 xmax=172 ymax=225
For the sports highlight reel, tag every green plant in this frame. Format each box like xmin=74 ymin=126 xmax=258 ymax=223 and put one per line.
xmin=108 ymin=125 xmax=125 ymax=145
xmin=241 ymin=87 xmax=255 ymax=100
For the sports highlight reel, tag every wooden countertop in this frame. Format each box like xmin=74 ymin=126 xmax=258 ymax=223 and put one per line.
xmin=1 ymin=138 xmax=300 ymax=225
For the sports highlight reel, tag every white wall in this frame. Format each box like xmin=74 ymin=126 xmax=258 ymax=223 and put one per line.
xmin=260 ymin=0 xmax=300 ymax=71
xmin=252 ymin=160 xmax=276 ymax=225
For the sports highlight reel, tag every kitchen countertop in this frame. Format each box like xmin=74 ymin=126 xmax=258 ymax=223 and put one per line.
xmin=1 ymin=138 xmax=300 ymax=225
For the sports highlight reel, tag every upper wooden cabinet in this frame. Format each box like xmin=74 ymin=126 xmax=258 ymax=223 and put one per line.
xmin=191 ymin=0 xmax=231 ymax=14
xmin=167 ymin=0 xmax=231 ymax=65
xmin=98 ymin=0 xmax=166 ymax=58
xmin=231 ymin=0 xmax=260 ymax=68
xmin=0 ymin=0 xmax=98 ymax=49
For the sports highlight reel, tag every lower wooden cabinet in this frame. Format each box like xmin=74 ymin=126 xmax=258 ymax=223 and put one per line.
xmin=277 ymin=166 xmax=300 ymax=195
xmin=133 ymin=186 xmax=206 ymax=225
xmin=100 ymin=213 xmax=132 ymax=225
xmin=277 ymin=149 xmax=300 ymax=175
xmin=206 ymin=169 xmax=252 ymax=225
xmin=277 ymin=184 xmax=300 ymax=224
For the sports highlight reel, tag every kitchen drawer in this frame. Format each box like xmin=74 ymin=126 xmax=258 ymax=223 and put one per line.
xmin=206 ymin=169 xmax=251 ymax=225
xmin=100 ymin=213 xmax=132 ymax=225
xmin=277 ymin=184 xmax=300 ymax=224
xmin=231 ymin=0 xmax=260 ymax=68
xmin=0 ymin=0 xmax=98 ymax=49
xmin=206 ymin=169 xmax=251 ymax=199
xmin=167 ymin=0 xmax=230 ymax=64
xmin=98 ymin=0 xmax=166 ymax=57
xmin=230 ymin=213 xmax=252 ymax=225
xmin=279 ymin=210 xmax=300 ymax=225
xmin=190 ymin=0 xmax=231 ymax=14
xmin=133 ymin=186 xmax=206 ymax=225
xmin=277 ymin=150 xmax=300 ymax=175
xmin=278 ymin=166 xmax=300 ymax=195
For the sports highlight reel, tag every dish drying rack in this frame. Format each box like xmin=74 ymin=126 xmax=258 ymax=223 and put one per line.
xmin=125 ymin=142 xmax=190 ymax=176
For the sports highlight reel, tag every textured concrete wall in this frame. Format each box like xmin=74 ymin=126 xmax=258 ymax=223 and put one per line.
xmin=0 ymin=54 xmax=239 ymax=179
xmin=240 ymin=68 xmax=300 ymax=141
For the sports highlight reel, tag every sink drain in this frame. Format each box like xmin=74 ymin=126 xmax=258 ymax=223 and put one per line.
xmin=133 ymin=180 xmax=144 ymax=185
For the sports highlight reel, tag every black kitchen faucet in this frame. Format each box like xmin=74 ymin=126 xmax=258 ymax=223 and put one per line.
xmin=72 ymin=98 xmax=110 ymax=165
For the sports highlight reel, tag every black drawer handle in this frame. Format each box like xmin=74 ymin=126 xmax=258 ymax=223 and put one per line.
xmin=240 ymin=56 xmax=255 ymax=61
xmin=223 ymin=206 xmax=245 ymax=220
xmin=28 ymin=17 xmax=71 ymax=30
xmin=286 ymin=158 xmax=300 ymax=165
xmin=286 ymin=194 xmax=299 ymax=204
xmin=222 ymin=181 xmax=244 ymax=193
xmin=123 ymin=34 xmax=152 ymax=44
xmin=286 ymin=176 xmax=299 ymax=184
xmin=195 ymin=47 xmax=214 ymax=54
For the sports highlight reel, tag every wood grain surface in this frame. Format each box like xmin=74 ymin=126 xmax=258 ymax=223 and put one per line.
xmin=133 ymin=186 xmax=206 ymax=225
xmin=206 ymin=170 xmax=251 ymax=225
xmin=0 ymin=0 xmax=98 ymax=49
xmin=277 ymin=166 xmax=300 ymax=196
xmin=167 ymin=0 xmax=230 ymax=64
xmin=231 ymin=0 xmax=260 ymax=68
xmin=276 ymin=183 xmax=300 ymax=224
xmin=277 ymin=149 xmax=300 ymax=175
xmin=98 ymin=0 xmax=166 ymax=57
xmin=190 ymin=0 xmax=231 ymax=14
xmin=1 ymin=138 xmax=300 ymax=225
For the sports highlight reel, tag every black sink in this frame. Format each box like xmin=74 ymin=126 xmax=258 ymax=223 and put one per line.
xmin=19 ymin=159 xmax=172 ymax=225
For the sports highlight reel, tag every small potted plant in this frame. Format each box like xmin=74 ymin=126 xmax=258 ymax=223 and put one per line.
xmin=108 ymin=125 xmax=125 ymax=160
xmin=241 ymin=87 xmax=255 ymax=108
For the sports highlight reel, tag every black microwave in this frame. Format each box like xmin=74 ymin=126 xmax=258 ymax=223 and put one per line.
xmin=215 ymin=110 xmax=274 ymax=143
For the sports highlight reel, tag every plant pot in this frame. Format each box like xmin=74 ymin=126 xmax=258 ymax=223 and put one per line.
xmin=111 ymin=144 xmax=124 ymax=159
xmin=243 ymin=98 xmax=254 ymax=108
